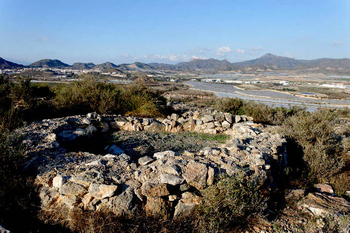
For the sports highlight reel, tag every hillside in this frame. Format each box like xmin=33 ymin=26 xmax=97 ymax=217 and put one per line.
xmin=175 ymin=58 xmax=231 ymax=71
xmin=95 ymin=62 xmax=118 ymax=70
xmin=29 ymin=59 xmax=70 ymax=68
xmin=233 ymin=53 xmax=302 ymax=69
xmin=0 ymin=57 xmax=24 ymax=69
xmin=72 ymin=62 xmax=96 ymax=69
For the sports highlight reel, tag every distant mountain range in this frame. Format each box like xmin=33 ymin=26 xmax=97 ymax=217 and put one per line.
xmin=1 ymin=54 xmax=350 ymax=74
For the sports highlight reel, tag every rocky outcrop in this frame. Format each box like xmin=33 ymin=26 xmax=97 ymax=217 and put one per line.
xmin=20 ymin=110 xmax=287 ymax=221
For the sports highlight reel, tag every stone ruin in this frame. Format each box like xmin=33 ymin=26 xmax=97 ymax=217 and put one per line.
xmin=20 ymin=110 xmax=287 ymax=221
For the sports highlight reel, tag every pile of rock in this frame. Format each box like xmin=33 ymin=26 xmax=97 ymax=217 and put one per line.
xmin=20 ymin=110 xmax=287 ymax=221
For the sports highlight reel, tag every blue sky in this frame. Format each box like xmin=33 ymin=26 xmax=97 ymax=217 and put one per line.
xmin=0 ymin=0 xmax=349 ymax=65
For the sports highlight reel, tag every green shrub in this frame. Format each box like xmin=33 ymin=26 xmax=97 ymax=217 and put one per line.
xmin=216 ymin=97 xmax=244 ymax=115
xmin=119 ymin=84 xmax=167 ymax=117
xmin=54 ymin=74 xmax=121 ymax=114
xmin=54 ymin=75 xmax=166 ymax=117
xmin=197 ymin=172 xmax=266 ymax=232
xmin=11 ymin=77 xmax=33 ymax=108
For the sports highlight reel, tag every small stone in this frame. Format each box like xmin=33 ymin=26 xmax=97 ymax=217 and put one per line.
xmin=171 ymin=113 xmax=179 ymax=121
xmin=315 ymin=184 xmax=334 ymax=196
xmin=82 ymin=118 xmax=91 ymax=125
xmin=141 ymin=182 xmax=170 ymax=197
xmin=224 ymin=113 xmax=234 ymax=123
xmin=160 ymin=174 xmax=185 ymax=186
xmin=44 ymin=133 xmax=56 ymax=142
xmin=168 ymin=195 xmax=179 ymax=201
xmin=106 ymin=145 xmax=125 ymax=155
xmin=222 ymin=121 xmax=231 ymax=128
xmin=207 ymin=167 xmax=215 ymax=186
xmin=87 ymin=112 xmax=98 ymax=119
xmin=235 ymin=115 xmax=242 ymax=123
xmin=163 ymin=164 xmax=182 ymax=176
xmin=60 ymin=181 xmax=87 ymax=197
xmin=202 ymin=115 xmax=214 ymax=123
xmin=196 ymin=119 xmax=203 ymax=125
xmin=154 ymin=150 xmax=175 ymax=159
xmin=53 ymin=175 xmax=67 ymax=188
xmin=138 ymin=156 xmax=154 ymax=166
xmin=86 ymin=125 xmax=97 ymax=134
xmin=88 ymin=183 xmax=118 ymax=199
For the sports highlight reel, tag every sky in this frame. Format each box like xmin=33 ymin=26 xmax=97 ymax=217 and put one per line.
xmin=0 ymin=0 xmax=349 ymax=65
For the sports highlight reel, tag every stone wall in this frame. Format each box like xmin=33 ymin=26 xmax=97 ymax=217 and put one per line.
xmin=20 ymin=110 xmax=287 ymax=221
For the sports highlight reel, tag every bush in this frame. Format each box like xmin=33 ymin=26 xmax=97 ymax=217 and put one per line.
xmin=54 ymin=75 xmax=167 ymax=117
xmin=281 ymin=109 xmax=345 ymax=184
xmin=119 ymin=84 xmax=167 ymax=117
xmin=216 ymin=97 xmax=244 ymax=115
xmin=54 ymin=75 xmax=121 ymax=114
xmin=197 ymin=172 xmax=266 ymax=232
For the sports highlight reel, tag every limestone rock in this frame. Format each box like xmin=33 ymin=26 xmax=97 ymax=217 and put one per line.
xmin=299 ymin=192 xmax=350 ymax=217
xmin=53 ymin=175 xmax=67 ymax=188
xmin=224 ymin=113 xmax=234 ymax=124
xmin=183 ymin=161 xmax=208 ymax=190
xmin=138 ymin=156 xmax=154 ymax=166
xmin=160 ymin=174 xmax=184 ymax=186
xmin=154 ymin=150 xmax=175 ymax=160
xmin=145 ymin=197 xmax=171 ymax=219
xmin=314 ymin=184 xmax=334 ymax=196
xmin=98 ymin=187 xmax=136 ymax=217
xmin=106 ymin=144 xmax=125 ymax=155
xmin=88 ymin=183 xmax=118 ymax=199
xmin=202 ymin=115 xmax=214 ymax=123
xmin=141 ymin=182 xmax=170 ymax=197
xmin=60 ymin=181 xmax=87 ymax=197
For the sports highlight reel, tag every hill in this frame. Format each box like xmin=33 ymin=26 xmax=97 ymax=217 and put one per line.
xmin=95 ymin=62 xmax=118 ymax=70
xmin=233 ymin=53 xmax=302 ymax=69
xmin=175 ymin=58 xmax=231 ymax=71
xmin=0 ymin=57 xmax=24 ymax=69
xmin=29 ymin=59 xmax=70 ymax=68
xmin=72 ymin=62 xmax=96 ymax=70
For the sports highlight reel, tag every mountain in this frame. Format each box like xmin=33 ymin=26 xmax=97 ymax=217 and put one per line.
xmin=95 ymin=62 xmax=118 ymax=70
xmin=72 ymin=62 xmax=96 ymax=70
xmin=232 ymin=53 xmax=302 ymax=69
xmin=29 ymin=59 xmax=70 ymax=68
xmin=175 ymin=58 xmax=231 ymax=71
xmin=0 ymin=57 xmax=24 ymax=69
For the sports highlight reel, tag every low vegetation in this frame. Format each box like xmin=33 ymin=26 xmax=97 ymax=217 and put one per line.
xmin=216 ymin=97 xmax=303 ymax=124
xmin=196 ymin=172 xmax=266 ymax=232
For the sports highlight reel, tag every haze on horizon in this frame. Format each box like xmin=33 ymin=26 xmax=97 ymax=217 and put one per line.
xmin=0 ymin=0 xmax=349 ymax=66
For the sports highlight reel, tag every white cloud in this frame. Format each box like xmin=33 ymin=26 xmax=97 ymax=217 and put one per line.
xmin=235 ymin=49 xmax=245 ymax=54
xmin=332 ymin=41 xmax=342 ymax=46
xmin=216 ymin=46 xmax=232 ymax=56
